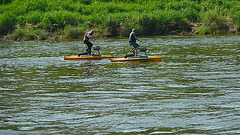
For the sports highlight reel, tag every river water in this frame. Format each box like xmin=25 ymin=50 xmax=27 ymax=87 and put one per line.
xmin=0 ymin=35 xmax=239 ymax=134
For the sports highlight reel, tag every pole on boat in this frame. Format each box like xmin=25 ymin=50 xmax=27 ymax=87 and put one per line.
xmin=77 ymin=45 xmax=79 ymax=53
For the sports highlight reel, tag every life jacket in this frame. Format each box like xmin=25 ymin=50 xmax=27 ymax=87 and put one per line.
xmin=84 ymin=32 xmax=91 ymax=40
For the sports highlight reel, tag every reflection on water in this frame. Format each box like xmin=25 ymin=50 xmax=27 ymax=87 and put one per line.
xmin=0 ymin=35 xmax=240 ymax=134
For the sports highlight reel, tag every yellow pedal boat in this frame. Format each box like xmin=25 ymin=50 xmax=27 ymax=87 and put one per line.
xmin=110 ymin=56 xmax=162 ymax=62
xmin=64 ymin=55 xmax=114 ymax=60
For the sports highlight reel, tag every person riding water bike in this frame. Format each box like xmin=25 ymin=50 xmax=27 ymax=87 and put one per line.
xmin=129 ymin=29 xmax=142 ymax=56
xmin=83 ymin=30 xmax=95 ymax=55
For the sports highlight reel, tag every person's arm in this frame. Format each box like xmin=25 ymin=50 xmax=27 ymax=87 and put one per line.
xmin=135 ymin=37 xmax=142 ymax=42
xmin=90 ymin=34 xmax=96 ymax=41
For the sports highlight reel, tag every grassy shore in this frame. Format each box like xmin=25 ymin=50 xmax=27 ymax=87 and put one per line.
xmin=0 ymin=0 xmax=239 ymax=41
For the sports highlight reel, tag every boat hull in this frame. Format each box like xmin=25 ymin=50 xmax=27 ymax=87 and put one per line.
xmin=110 ymin=56 xmax=162 ymax=62
xmin=64 ymin=55 xmax=114 ymax=60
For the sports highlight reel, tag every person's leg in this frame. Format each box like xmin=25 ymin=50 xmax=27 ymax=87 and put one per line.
xmin=84 ymin=40 xmax=93 ymax=55
xmin=133 ymin=43 xmax=139 ymax=56
xmin=134 ymin=48 xmax=138 ymax=56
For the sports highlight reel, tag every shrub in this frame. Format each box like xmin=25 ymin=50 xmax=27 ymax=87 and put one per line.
xmin=182 ymin=7 xmax=199 ymax=22
xmin=0 ymin=0 xmax=14 ymax=5
xmin=233 ymin=11 xmax=240 ymax=27
xmin=63 ymin=25 xmax=86 ymax=39
xmin=198 ymin=25 xmax=210 ymax=35
xmin=26 ymin=10 xmax=42 ymax=25
xmin=30 ymin=28 xmax=46 ymax=40
xmin=201 ymin=7 xmax=228 ymax=29
xmin=105 ymin=12 xmax=134 ymax=36
xmin=1 ymin=0 xmax=240 ymax=39
xmin=8 ymin=28 xmax=27 ymax=41
xmin=16 ymin=15 xmax=26 ymax=26
xmin=25 ymin=0 xmax=48 ymax=12
xmin=5 ymin=27 xmax=47 ymax=41
xmin=0 ymin=12 xmax=16 ymax=34
xmin=165 ymin=0 xmax=200 ymax=11
xmin=159 ymin=10 xmax=187 ymax=33
xmin=41 ymin=10 xmax=80 ymax=32
xmin=106 ymin=18 xmax=120 ymax=36
xmin=0 ymin=1 xmax=27 ymax=15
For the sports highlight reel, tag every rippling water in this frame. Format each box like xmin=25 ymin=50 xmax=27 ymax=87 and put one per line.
xmin=0 ymin=35 xmax=239 ymax=134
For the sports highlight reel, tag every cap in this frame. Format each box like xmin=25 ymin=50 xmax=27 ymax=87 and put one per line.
xmin=90 ymin=30 xmax=94 ymax=34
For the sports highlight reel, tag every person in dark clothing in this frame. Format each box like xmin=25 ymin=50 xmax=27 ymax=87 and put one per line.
xmin=83 ymin=30 xmax=95 ymax=55
xmin=129 ymin=29 xmax=142 ymax=56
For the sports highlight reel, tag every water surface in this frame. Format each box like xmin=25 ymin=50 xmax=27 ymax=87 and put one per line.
xmin=0 ymin=35 xmax=240 ymax=134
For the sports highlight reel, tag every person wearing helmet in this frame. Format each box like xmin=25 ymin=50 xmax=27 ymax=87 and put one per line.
xmin=129 ymin=29 xmax=142 ymax=56
xmin=83 ymin=30 xmax=95 ymax=55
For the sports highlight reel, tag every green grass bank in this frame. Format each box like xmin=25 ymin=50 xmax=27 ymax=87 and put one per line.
xmin=0 ymin=0 xmax=240 ymax=41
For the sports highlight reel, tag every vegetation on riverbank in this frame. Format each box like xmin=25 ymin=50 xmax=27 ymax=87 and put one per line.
xmin=0 ymin=0 xmax=240 ymax=41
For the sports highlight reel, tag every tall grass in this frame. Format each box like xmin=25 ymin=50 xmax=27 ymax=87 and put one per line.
xmin=0 ymin=0 xmax=239 ymax=41
xmin=0 ymin=12 xmax=16 ymax=34
xmin=41 ymin=10 xmax=80 ymax=31
xmin=63 ymin=25 xmax=86 ymax=39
